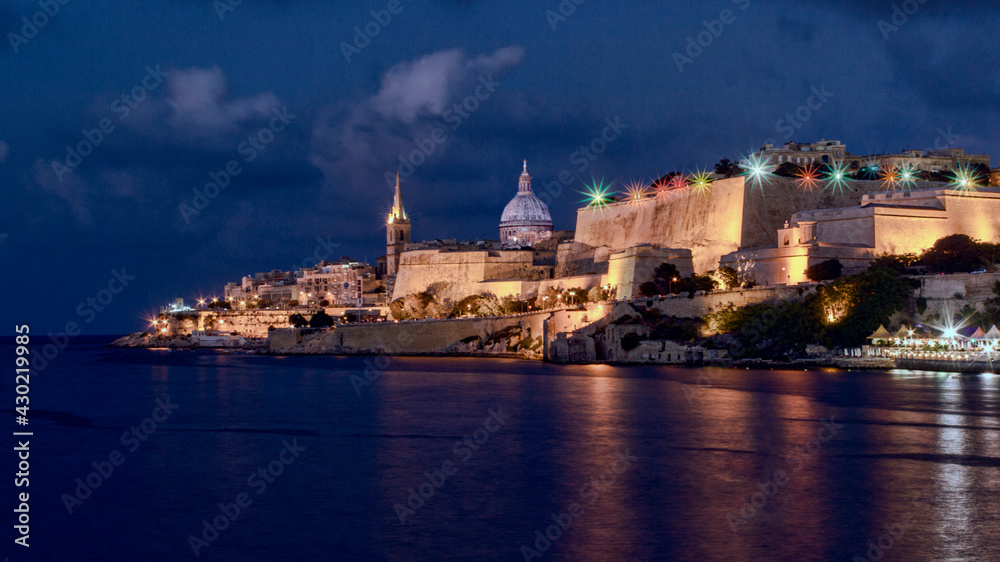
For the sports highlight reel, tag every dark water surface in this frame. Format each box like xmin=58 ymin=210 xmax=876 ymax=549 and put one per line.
xmin=5 ymin=340 xmax=1000 ymax=561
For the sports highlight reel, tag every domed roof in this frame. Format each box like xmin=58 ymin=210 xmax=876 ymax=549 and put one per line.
xmin=499 ymin=161 xmax=553 ymax=227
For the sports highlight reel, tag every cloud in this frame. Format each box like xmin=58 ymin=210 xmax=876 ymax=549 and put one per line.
xmin=33 ymin=158 xmax=91 ymax=224
xmin=164 ymin=66 xmax=282 ymax=138
xmin=0 ymin=140 xmax=7 ymax=163
xmin=310 ymin=46 xmax=526 ymax=197
xmin=370 ymin=46 xmax=525 ymax=123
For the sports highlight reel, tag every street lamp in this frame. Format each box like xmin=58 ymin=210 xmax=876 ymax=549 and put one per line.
xmin=670 ymin=277 xmax=678 ymax=294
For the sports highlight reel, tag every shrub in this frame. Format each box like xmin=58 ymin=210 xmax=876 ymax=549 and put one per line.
xmin=620 ymin=332 xmax=643 ymax=352
xmin=805 ymin=259 xmax=843 ymax=282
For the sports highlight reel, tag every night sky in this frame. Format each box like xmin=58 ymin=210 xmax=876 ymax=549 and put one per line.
xmin=2 ymin=0 xmax=997 ymax=335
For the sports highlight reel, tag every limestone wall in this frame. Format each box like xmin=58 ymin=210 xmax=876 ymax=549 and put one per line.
xmin=573 ymin=177 xmax=747 ymax=273
xmin=268 ymin=310 xmax=555 ymax=359
xmin=740 ymin=178 xmax=872 ymax=249
xmin=167 ymin=310 xmax=297 ymax=338
xmin=918 ymin=273 xmax=1000 ymax=300
xmin=391 ymin=248 xmax=538 ymax=302
xmin=638 ymin=285 xmax=810 ymax=320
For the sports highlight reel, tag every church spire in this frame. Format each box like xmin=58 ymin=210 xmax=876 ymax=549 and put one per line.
xmin=389 ymin=170 xmax=408 ymax=224
xmin=518 ymin=160 xmax=533 ymax=193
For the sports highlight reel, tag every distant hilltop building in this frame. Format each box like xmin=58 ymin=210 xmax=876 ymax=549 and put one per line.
xmin=499 ymin=161 xmax=554 ymax=248
xmin=752 ymin=140 xmax=991 ymax=172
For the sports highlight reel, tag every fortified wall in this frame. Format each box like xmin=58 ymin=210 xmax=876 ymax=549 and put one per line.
xmin=390 ymin=248 xmax=550 ymax=302
xmin=572 ymin=176 xmax=872 ymax=274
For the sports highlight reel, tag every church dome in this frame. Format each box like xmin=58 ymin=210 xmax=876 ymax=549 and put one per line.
xmin=499 ymin=161 xmax=553 ymax=248
xmin=499 ymin=161 xmax=553 ymax=227
xmin=500 ymin=193 xmax=553 ymax=227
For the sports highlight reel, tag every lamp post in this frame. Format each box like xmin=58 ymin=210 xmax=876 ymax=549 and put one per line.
xmin=670 ymin=277 xmax=678 ymax=294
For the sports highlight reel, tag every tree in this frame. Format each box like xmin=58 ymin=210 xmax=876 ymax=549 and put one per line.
xmin=208 ymin=300 xmax=232 ymax=311
xmin=287 ymin=300 xmax=299 ymax=308
xmin=319 ymin=299 xmax=330 ymax=307
xmin=258 ymin=299 xmax=273 ymax=308
xmin=638 ymin=281 xmax=660 ymax=297
xmin=288 ymin=313 xmax=308 ymax=327
xmin=651 ymin=262 xmax=681 ymax=294
xmin=870 ymin=254 xmax=919 ymax=274
xmin=805 ymin=259 xmax=843 ymax=282
xmin=620 ymin=332 xmax=643 ymax=352
xmin=309 ymin=310 xmax=335 ymax=328
xmin=921 ymin=234 xmax=981 ymax=273
xmin=714 ymin=158 xmax=743 ymax=178
xmin=774 ymin=162 xmax=801 ymax=178
xmin=716 ymin=266 xmax=739 ymax=290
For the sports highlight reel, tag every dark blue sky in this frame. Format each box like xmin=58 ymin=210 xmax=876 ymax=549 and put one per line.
xmin=2 ymin=0 xmax=998 ymax=335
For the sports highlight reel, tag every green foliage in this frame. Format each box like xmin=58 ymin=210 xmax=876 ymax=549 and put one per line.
xmin=389 ymin=299 xmax=411 ymax=321
xmin=649 ymin=316 xmax=700 ymax=341
xmin=638 ymin=281 xmax=660 ymax=297
xmin=208 ymin=300 xmax=232 ymax=311
xmin=714 ymin=158 xmax=743 ymax=178
xmin=258 ymin=299 xmax=273 ymax=308
xmin=774 ymin=162 xmax=800 ymax=178
xmin=916 ymin=297 xmax=927 ymax=315
xmin=921 ymin=234 xmax=984 ymax=273
xmin=710 ymin=266 xmax=916 ymax=357
xmin=716 ymin=266 xmax=739 ymax=290
xmin=805 ymin=259 xmax=843 ymax=282
xmin=870 ymin=254 xmax=920 ymax=274
xmin=288 ymin=313 xmax=308 ymax=328
xmin=620 ymin=332 xmax=643 ymax=352
xmin=309 ymin=310 xmax=335 ymax=328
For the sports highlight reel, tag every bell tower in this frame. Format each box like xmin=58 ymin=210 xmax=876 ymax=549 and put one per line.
xmin=386 ymin=171 xmax=411 ymax=277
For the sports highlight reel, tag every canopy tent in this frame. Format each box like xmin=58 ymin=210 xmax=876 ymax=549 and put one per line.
xmin=985 ymin=325 xmax=1000 ymax=340
xmin=893 ymin=326 xmax=911 ymax=339
xmin=868 ymin=325 xmax=892 ymax=340
xmin=970 ymin=327 xmax=987 ymax=340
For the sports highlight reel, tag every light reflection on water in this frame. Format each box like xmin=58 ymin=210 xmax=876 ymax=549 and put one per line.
xmin=22 ymin=344 xmax=1000 ymax=561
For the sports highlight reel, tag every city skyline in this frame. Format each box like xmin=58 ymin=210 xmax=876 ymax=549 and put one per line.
xmin=3 ymin=0 xmax=999 ymax=334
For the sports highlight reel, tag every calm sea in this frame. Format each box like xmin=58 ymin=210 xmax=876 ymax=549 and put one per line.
xmin=4 ymin=337 xmax=999 ymax=561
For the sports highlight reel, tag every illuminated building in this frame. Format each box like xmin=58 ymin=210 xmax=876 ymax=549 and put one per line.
xmin=499 ymin=161 xmax=554 ymax=248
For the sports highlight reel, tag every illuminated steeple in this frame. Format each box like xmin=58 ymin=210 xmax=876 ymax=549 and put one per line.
xmin=386 ymin=170 xmax=411 ymax=278
xmin=518 ymin=159 xmax=532 ymax=193
xmin=388 ymin=170 xmax=409 ymax=224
